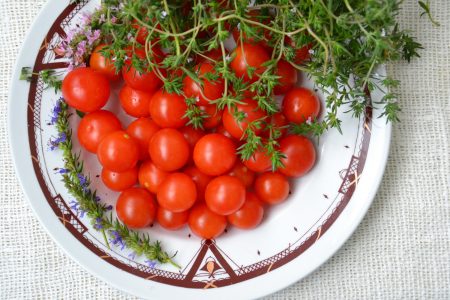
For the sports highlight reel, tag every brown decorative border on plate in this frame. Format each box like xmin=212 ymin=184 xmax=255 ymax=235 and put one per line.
xmin=26 ymin=0 xmax=372 ymax=289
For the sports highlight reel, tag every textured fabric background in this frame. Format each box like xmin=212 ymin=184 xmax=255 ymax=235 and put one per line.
xmin=0 ymin=0 xmax=449 ymax=299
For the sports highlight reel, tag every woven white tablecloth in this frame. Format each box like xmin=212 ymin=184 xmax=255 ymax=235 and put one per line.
xmin=1 ymin=0 xmax=449 ymax=299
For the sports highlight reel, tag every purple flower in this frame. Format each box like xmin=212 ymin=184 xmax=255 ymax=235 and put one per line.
xmin=93 ymin=217 xmax=103 ymax=230
xmin=87 ymin=29 xmax=101 ymax=45
xmin=77 ymin=173 xmax=88 ymax=186
xmin=69 ymin=200 xmax=86 ymax=218
xmin=109 ymin=230 xmax=126 ymax=250
xmin=57 ymin=168 xmax=69 ymax=174
xmin=128 ymin=251 xmax=137 ymax=260
xmin=145 ymin=260 xmax=157 ymax=268
xmin=49 ymin=98 xmax=63 ymax=125
xmin=48 ymin=133 xmax=67 ymax=151
xmin=99 ymin=14 xmax=106 ymax=23
xmin=79 ymin=11 xmax=92 ymax=25
xmin=76 ymin=40 xmax=87 ymax=57
xmin=106 ymin=205 xmax=113 ymax=211
xmin=111 ymin=16 xmax=117 ymax=24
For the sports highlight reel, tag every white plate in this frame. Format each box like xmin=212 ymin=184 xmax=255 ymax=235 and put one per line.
xmin=8 ymin=1 xmax=391 ymax=299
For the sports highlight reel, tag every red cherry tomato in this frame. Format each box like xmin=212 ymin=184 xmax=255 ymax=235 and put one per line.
xmin=222 ymin=99 xmax=267 ymax=139
xmin=149 ymin=90 xmax=188 ymax=128
xmin=286 ymin=37 xmax=312 ymax=64
xmin=228 ymin=161 xmax=255 ymax=188
xmin=116 ymin=187 xmax=157 ymax=228
xmin=228 ymin=192 xmax=264 ymax=229
xmin=77 ymin=110 xmax=122 ymax=153
xmin=214 ymin=123 xmax=235 ymax=140
xmin=149 ymin=128 xmax=189 ymax=171
xmin=274 ymin=60 xmax=298 ymax=95
xmin=184 ymin=165 xmax=212 ymax=202
xmin=89 ymin=44 xmax=120 ymax=81
xmin=62 ymin=67 xmax=110 ymax=113
xmin=188 ymin=203 xmax=227 ymax=239
xmin=119 ymin=85 xmax=153 ymax=118
xmin=183 ymin=62 xmax=224 ymax=105
xmin=157 ymin=173 xmax=197 ymax=212
xmin=266 ymin=112 xmax=288 ymax=138
xmin=193 ymin=134 xmax=237 ymax=176
xmin=138 ymin=160 xmax=168 ymax=194
xmin=122 ymin=47 xmax=164 ymax=93
xmin=231 ymin=43 xmax=270 ymax=83
xmin=254 ymin=172 xmax=290 ymax=205
xmin=97 ymin=131 xmax=140 ymax=172
xmin=279 ymin=135 xmax=316 ymax=177
xmin=126 ymin=118 xmax=160 ymax=160
xmin=242 ymin=148 xmax=272 ymax=173
xmin=282 ymin=87 xmax=321 ymax=123
xmin=101 ymin=166 xmax=138 ymax=191
xmin=156 ymin=207 xmax=189 ymax=230
xmin=200 ymin=104 xmax=222 ymax=129
xmin=180 ymin=126 xmax=205 ymax=149
xmin=205 ymin=175 xmax=245 ymax=216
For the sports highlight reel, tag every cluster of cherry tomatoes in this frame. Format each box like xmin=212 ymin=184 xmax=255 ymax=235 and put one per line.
xmin=61 ymin=36 xmax=320 ymax=239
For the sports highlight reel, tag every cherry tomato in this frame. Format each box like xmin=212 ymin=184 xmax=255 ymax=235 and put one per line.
xmin=286 ymin=37 xmax=312 ymax=64
xmin=228 ymin=161 xmax=255 ymax=188
xmin=89 ymin=44 xmax=120 ymax=81
xmin=97 ymin=131 xmax=140 ymax=172
xmin=62 ymin=67 xmax=110 ymax=113
xmin=183 ymin=62 xmax=224 ymax=105
xmin=138 ymin=160 xmax=168 ymax=194
xmin=205 ymin=175 xmax=245 ymax=216
xmin=116 ymin=187 xmax=157 ymax=228
xmin=274 ymin=60 xmax=298 ymax=95
xmin=77 ymin=110 xmax=122 ymax=153
xmin=188 ymin=203 xmax=227 ymax=239
xmin=231 ymin=43 xmax=270 ymax=83
xmin=156 ymin=207 xmax=189 ymax=231
xmin=263 ymin=112 xmax=288 ymax=139
xmin=101 ymin=166 xmax=138 ymax=191
xmin=149 ymin=128 xmax=189 ymax=171
xmin=279 ymin=135 xmax=316 ymax=177
xmin=193 ymin=134 xmax=237 ymax=176
xmin=157 ymin=173 xmax=197 ymax=212
xmin=180 ymin=126 xmax=205 ymax=149
xmin=222 ymin=99 xmax=267 ymax=139
xmin=184 ymin=165 xmax=212 ymax=202
xmin=242 ymin=148 xmax=272 ymax=173
xmin=254 ymin=172 xmax=290 ymax=205
xmin=228 ymin=192 xmax=264 ymax=229
xmin=282 ymin=87 xmax=321 ymax=123
xmin=122 ymin=47 xmax=164 ymax=93
xmin=119 ymin=85 xmax=153 ymax=118
xmin=214 ymin=123 xmax=235 ymax=140
xmin=200 ymin=104 xmax=222 ymax=129
xmin=126 ymin=118 xmax=160 ymax=160
xmin=149 ymin=90 xmax=188 ymax=128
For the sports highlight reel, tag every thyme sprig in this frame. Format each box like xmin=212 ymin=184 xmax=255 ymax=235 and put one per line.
xmin=54 ymin=99 xmax=179 ymax=268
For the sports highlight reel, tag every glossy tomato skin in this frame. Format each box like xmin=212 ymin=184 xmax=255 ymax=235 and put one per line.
xmin=183 ymin=62 xmax=224 ymax=105
xmin=89 ymin=44 xmax=120 ymax=81
xmin=101 ymin=166 xmax=138 ymax=191
xmin=279 ymin=135 xmax=316 ymax=177
xmin=205 ymin=175 xmax=245 ymax=216
xmin=138 ymin=160 xmax=168 ymax=194
xmin=77 ymin=110 xmax=122 ymax=153
xmin=149 ymin=90 xmax=188 ymax=128
xmin=228 ymin=192 xmax=264 ymax=229
xmin=116 ymin=187 xmax=157 ymax=228
xmin=97 ymin=131 xmax=140 ymax=172
xmin=157 ymin=173 xmax=197 ymax=213
xmin=243 ymin=148 xmax=272 ymax=173
xmin=274 ymin=60 xmax=298 ymax=95
xmin=200 ymin=105 xmax=222 ymax=129
xmin=62 ymin=67 xmax=110 ymax=113
xmin=254 ymin=172 xmax=290 ymax=205
xmin=126 ymin=118 xmax=160 ymax=160
xmin=156 ymin=207 xmax=189 ymax=230
xmin=149 ymin=128 xmax=190 ymax=171
xmin=184 ymin=165 xmax=213 ymax=202
xmin=282 ymin=87 xmax=321 ymax=123
xmin=193 ymin=134 xmax=237 ymax=176
xmin=222 ymin=99 xmax=267 ymax=139
xmin=231 ymin=43 xmax=270 ymax=83
xmin=228 ymin=161 xmax=255 ymax=188
xmin=188 ymin=203 xmax=227 ymax=239
xmin=119 ymin=85 xmax=153 ymax=118
xmin=122 ymin=47 xmax=164 ymax=93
